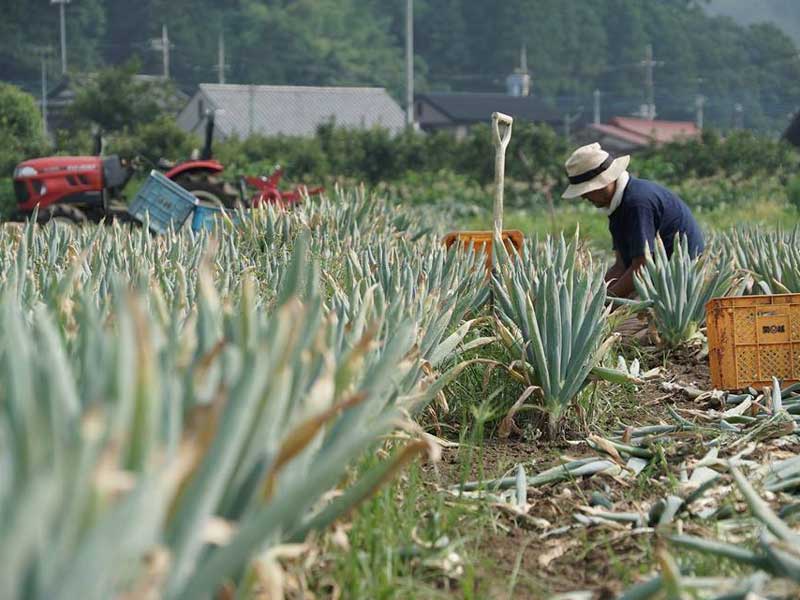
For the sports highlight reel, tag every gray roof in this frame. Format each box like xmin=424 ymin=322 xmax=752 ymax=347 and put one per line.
xmin=183 ymin=84 xmax=406 ymax=138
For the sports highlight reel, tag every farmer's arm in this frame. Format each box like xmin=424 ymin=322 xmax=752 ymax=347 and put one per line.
xmin=608 ymin=256 xmax=646 ymax=298
xmin=604 ymin=251 xmax=626 ymax=284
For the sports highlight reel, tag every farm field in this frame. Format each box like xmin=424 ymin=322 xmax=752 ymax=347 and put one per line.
xmin=3 ymin=183 xmax=800 ymax=600
xmin=6 ymin=0 xmax=800 ymax=596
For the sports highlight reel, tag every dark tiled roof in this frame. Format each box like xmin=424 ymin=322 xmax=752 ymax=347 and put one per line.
xmin=416 ymin=92 xmax=561 ymax=124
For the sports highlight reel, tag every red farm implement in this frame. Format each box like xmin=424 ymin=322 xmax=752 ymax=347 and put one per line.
xmin=244 ymin=168 xmax=324 ymax=208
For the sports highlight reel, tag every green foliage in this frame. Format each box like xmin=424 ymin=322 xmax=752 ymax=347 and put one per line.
xmin=51 ymin=128 xmax=97 ymax=156
xmin=58 ymin=62 xmax=196 ymax=161
xmin=4 ymin=1 xmax=800 ymax=130
xmin=149 ymin=0 xmax=408 ymax=97
xmin=210 ymin=124 xmax=796 ymax=207
xmin=0 ymin=178 xmax=15 ymax=218
xmin=0 ymin=0 xmax=105 ymax=80
xmin=106 ymin=115 xmax=198 ymax=162
xmin=725 ymin=226 xmax=800 ymax=294
xmin=0 ymin=188 xmax=488 ymax=598
xmin=215 ymin=121 xmax=568 ymax=188
xmin=493 ymin=233 xmax=613 ymax=437
xmin=0 ymin=84 xmax=47 ymax=216
xmin=0 ymin=234 xmax=408 ymax=599
xmin=636 ymin=130 xmax=800 ymax=181
xmin=787 ymin=174 xmax=800 ymax=211
xmin=374 ymin=170 xmax=488 ymax=212
xmin=68 ymin=60 xmax=182 ymax=133
xmin=669 ymin=174 xmax=787 ymax=214
xmin=0 ymin=83 xmax=46 ymax=175
xmin=0 ymin=83 xmax=43 ymax=141
xmin=634 ymin=236 xmax=735 ymax=347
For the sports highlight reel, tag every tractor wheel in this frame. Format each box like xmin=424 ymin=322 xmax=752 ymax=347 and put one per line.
xmin=174 ymin=174 xmax=242 ymax=209
xmin=37 ymin=205 xmax=88 ymax=226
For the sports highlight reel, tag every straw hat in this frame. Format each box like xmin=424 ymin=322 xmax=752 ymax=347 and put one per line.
xmin=562 ymin=143 xmax=630 ymax=199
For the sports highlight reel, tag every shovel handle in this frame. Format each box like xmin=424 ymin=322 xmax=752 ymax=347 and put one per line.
xmin=492 ymin=112 xmax=514 ymax=239
xmin=492 ymin=112 xmax=514 ymax=152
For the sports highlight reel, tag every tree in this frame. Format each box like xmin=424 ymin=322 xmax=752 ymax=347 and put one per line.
xmin=0 ymin=83 xmax=46 ymax=174
xmin=68 ymin=60 xmax=182 ymax=133
xmin=0 ymin=0 xmax=105 ymax=83
xmin=3 ymin=0 xmax=800 ymax=132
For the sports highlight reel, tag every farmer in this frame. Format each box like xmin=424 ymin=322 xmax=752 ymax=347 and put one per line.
xmin=562 ymin=143 xmax=704 ymax=298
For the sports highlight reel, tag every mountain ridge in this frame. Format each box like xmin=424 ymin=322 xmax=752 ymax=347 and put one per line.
xmin=705 ymin=0 xmax=800 ymax=44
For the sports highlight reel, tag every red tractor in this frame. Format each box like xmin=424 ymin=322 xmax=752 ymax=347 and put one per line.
xmin=11 ymin=112 xmax=241 ymax=224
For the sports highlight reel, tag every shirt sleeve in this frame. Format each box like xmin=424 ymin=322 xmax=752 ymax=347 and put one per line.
xmin=626 ymin=205 xmax=656 ymax=259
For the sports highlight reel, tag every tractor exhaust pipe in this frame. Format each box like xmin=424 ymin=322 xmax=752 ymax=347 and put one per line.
xmin=201 ymin=111 xmax=215 ymax=160
xmin=93 ymin=128 xmax=104 ymax=156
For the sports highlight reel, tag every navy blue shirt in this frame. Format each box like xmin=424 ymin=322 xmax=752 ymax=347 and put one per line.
xmin=608 ymin=176 xmax=704 ymax=268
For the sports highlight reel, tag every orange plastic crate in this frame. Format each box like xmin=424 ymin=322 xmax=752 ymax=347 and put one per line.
xmin=442 ymin=230 xmax=524 ymax=271
xmin=707 ymin=293 xmax=800 ymax=390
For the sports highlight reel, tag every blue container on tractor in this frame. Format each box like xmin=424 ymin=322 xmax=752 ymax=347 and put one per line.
xmin=128 ymin=170 xmax=199 ymax=234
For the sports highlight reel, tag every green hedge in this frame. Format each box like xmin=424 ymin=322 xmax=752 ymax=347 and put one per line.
xmin=214 ymin=121 xmax=570 ymax=187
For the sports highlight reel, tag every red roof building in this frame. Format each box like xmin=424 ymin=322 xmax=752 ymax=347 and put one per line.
xmin=581 ymin=116 xmax=700 ymax=153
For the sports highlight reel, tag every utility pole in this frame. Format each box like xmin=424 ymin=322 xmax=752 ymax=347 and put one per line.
xmin=162 ymin=25 xmax=170 ymax=79
xmin=217 ymin=30 xmax=226 ymax=84
xmin=41 ymin=54 xmax=48 ymax=138
xmin=695 ymin=94 xmax=706 ymax=130
xmin=405 ymin=0 xmax=414 ymax=127
xmin=593 ymin=89 xmax=601 ymax=125
xmin=563 ymin=109 xmax=583 ymax=143
xmin=519 ymin=42 xmax=531 ymax=96
xmin=51 ymin=0 xmax=70 ymax=74
xmin=151 ymin=25 xmax=171 ymax=79
xmin=734 ymin=103 xmax=744 ymax=129
xmin=40 ymin=50 xmax=50 ymax=138
xmin=641 ymin=44 xmax=658 ymax=120
xmin=33 ymin=46 xmax=53 ymax=138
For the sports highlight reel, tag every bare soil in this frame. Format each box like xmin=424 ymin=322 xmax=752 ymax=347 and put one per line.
xmin=306 ymin=348 xmax=797 ymax=599
xmin=419 ymin=352 xmax=743 ymax=599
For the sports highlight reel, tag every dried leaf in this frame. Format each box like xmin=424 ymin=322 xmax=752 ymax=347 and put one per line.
xmin=499 ymin=386 xmax=541 ymax=438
